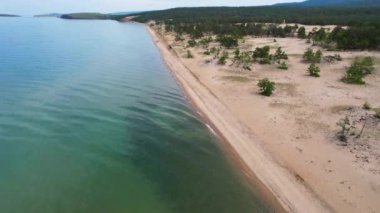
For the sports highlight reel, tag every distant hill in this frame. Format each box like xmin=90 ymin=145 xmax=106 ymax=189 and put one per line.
xmin=60 ymin=12 xmax=131 ymax=20
xmin=109 ymin=11 xmax=142 ymax=15
xmin=34 ymin=13 xmax=61 ymax=18
xmin=60 ymin=13 xmax=110 ymax=20
xmin=275 ymin=0 xmax=380 ymax=7
xmin=0 ymin=14 xmax=20 ymax=17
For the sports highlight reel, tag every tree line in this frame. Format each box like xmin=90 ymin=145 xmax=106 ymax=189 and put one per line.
xmin=133 ymin=6 xmax=380 ymax=50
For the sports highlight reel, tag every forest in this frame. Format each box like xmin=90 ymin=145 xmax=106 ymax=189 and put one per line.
xmin=132 ymin=6 xmax=380 ymax=50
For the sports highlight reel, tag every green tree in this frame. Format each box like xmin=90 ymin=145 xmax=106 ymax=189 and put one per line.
xmin=258 ymin=78 xmax=275 ymax=96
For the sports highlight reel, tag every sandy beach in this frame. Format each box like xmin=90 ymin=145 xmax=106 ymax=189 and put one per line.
xmin=146 ymin=24 xmax=380 ymax=213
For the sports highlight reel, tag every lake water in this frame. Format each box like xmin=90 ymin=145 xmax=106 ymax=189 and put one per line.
xmin=0 ymin=18 xmax=269 ymax=213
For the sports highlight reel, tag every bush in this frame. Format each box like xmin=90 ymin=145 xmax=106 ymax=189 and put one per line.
xmin=363 ymin=102 xmax=371 ymax=110
xmin=218 ymin=51 xmax=229 ymax=65
xmin=233 ymin=48 xmax=241 ymax=61
xmin=258 ymin=78 xmax=275 ymax=96
xmin=307 ymin=63 xmax=320 ymax=77
xmin=343 ymin=63 xmax=365 ymax=84
xmin=187 ymin=50 xmax=193 ymax=58
xmin=175 ymin=34 xmax=184 ymax=41
xmin=217 ymin=35 xmax=238 ymax=48
xmin=188 ymin=39 xmax=197 ymax=47
xmin=199 ymin=36 xmax=213 ymax=46
xmin=336 ymin=116 xmax=352 ymax=143
xmin=259 ymin=58 xmax=271 ymax=64
xmin=277 ymin=61 xmax=288 ymax=70
xmin=375 ymin=109 xmax=380 ymax=119
xmin=315 ymin=50 xmax=322 ymax=63
xmin=274 ymin=47 xmax=288 ymax=60
xmin=356 ymin=57 xmax=375 ymax=75
xmin=303 ymin=48 xmax=322 ymax=63
xmin=342 ymin=57 xmax=374 ymax=84
xmin=210 ymin=47 xmax=217 ymax=54
xmin=253 ymin=46 xmax=270 ymax=59
xmin=298 ymin=26 xmax=306 ymax=39
xmin=334 ymin=54 xmax=342 ymax=61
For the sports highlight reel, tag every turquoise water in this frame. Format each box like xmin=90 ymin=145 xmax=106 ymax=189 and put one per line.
xmin=0 ymin=18 xmax=268 ymax=213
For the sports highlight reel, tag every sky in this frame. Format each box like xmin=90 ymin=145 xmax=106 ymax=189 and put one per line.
xmin=1 ymin=0 xmax=304 ymax=15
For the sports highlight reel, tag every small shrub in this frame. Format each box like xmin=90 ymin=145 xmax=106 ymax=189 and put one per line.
xmin=258 ymin=58 xmax=270 ymax=64
xmin=210 ymin=47 xmax=217 ymax=54
xmin=217 ymin=35 xmax=238 ymax=48
xmin=298 ymin=27 xmax=306 ymax=39
xmin=253 ymin=46 xmax=270 ymax=59
xmin=175 ymin=34 xmax=184 ymax=41
xmin=258 ymin=78 xmax=275 ymax=96
xmin=218 ymin=51 xmax=229 ymax=65
xmin=324 ymin=54 xmax=342 ymax=63
xmin=334 ymin=54 xmax=342 ymax=61
xmin=233 ymin=48 xmax=241 ymax=62
xmin=343 ymin=57 xmax=375 ymax=84
xmin=203 ymin=49 xmax=211 ymax=55
xmin=343 ymin=63 xmax=365 ymax=84
xmin=303 ymin=48 xmax=322 ymax=63
xmin=336 ymin=116 xmax=353 ymax=143
xmin=307 ymin=63 xmax=320 ymax=77
xmin=187 ymin=50 xmax=193 ymax=58
xmin=277 ymin=61 xmax=288 ymax=70
xmin=199 ymin=37 xmax=213 ymax=46
xmin=274 ymin=47 xmax=288 ymax=60
xmin=357 ymin=57 xmax=375 ymax=75
xmin=363 ymin=102 xmax=371 ymax=110
xmin=188 ymin=39 xmax=197 ymax=47
xmin=375 ymin=109 xmax=380 ymax=119
xmin=315 ymin=50 xmax=322 ymax=63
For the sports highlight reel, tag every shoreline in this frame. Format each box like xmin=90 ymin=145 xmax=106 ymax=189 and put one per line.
xmin=146 ymin=25 xmax=331 ymax=212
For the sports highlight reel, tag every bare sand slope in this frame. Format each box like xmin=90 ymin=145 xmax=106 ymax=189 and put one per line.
xmin=147 ymin=26 xmax=334 ymax=213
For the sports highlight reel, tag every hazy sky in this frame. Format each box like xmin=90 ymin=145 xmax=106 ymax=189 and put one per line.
xmin=1 ymin=0 xmax=303 ymax=15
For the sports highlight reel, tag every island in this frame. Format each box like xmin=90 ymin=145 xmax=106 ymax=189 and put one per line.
xmin=0 ymin=14 xmax=20 ymax=17
xmin=60 ymin=12 xmax=128 ymax=20
xmin=34 ymin=13 xmax=61 ymax=18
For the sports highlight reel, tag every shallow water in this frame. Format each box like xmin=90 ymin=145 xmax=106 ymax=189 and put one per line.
xmin=0 ymin=18 xmax=269 ymax=213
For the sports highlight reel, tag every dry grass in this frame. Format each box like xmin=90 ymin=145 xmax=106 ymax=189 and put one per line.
xmin=330 ymin=105 xmax=354 ymax=114
xmin=221 ymin=75 xmax=251 ymax=83
xmin=276 ymin=82 xmax=298 ymax=96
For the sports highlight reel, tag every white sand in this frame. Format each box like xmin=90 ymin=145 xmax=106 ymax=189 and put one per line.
xmin=147 ymin=24 xmax=380 ymax=213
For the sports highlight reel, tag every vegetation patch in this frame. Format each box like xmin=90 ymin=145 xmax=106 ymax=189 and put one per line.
xmin=307 ymin=63 xmax=321 ymax=77
xmin=343 ymin=57 xmax=375 ymax=84
xmin=303 ymin=48 xmax=322 ymax=63
xmin=258 ymin=78 xmax=275 ymax=96
xmin=221 ymin=76 xmax=250 ymax=82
